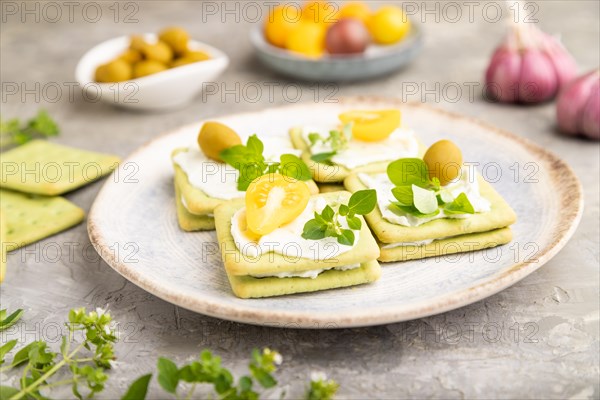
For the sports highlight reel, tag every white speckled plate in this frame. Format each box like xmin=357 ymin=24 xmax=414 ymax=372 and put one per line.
xmin=88 ymin=97 xmax=583 ymax=328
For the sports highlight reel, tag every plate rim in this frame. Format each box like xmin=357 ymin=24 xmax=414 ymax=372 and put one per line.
xmin=88 ymin=97 xmax=584 ymax=328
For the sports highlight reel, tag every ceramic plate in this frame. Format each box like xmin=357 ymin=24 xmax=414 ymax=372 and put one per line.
xmin=250 ymin=23 xmax=423 ymax=82
xmin=88 ymin=97 xmax=583 ymax=328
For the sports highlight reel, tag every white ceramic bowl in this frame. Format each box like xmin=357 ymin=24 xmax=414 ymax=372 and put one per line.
xmin=75 ymin=34 xmax=229 ymax=111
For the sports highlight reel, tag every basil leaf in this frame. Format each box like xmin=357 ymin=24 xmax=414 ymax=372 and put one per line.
xmin=392 ymin=203 xmax=441 ymax=218
xmin=337 ymin=229 xmax=355 ymax=246
xmin=346 ymin=215 xmax=362 ymax=230
xmin=279 ymin=154 xmax=312 ymax=181
xmin=246 ymin=134 xmax=263 ymax=155
xmin=0 ymin=340 xmax=17 ymax=365
xmin=121 ymin=374 xmax=152 ymax=400
xmin=302 ymin=220 xmax=327 ymax=240
xmin=321 ymin=205 xmax=334 ymax=221
xmin=0 ymin=386 xmax=19 ymax=399
xmin=0 ymin=309 xmax=23 ymax=331
xmin=387 ymin=158 xmax=429 ymax=186
xmin=348 ymin=189 xmax=377 ymax=215
xmin=308 ymin=132 xmax=322 ymax=145
xmin=412 ymin=185 xmax=438 ymax=214
xmin=157 ymin=357 xmax=179 ymax=394
xmin=11 ymin=342 xmax=36 ymax=367
xmin=444 ymin=192 xmax=475 ymax=215
xmin=338 ymin=204 xmax=349 ymax=216
xmin=311 ymin=152 xmax=336 ymax=163
xmin=391 ymin=185 xmax=414 ymax=206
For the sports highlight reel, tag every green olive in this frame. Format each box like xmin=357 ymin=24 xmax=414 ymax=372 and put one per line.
xmin=423 ymin=140 xmax=463 ymax=186
xmin=141 ymin=41 xmax=173 ymax=64
xmin=198 ymin=122 xmax=242 ymax=162
xmin=119 ymin=49 xmax=142 ymax=64
xmin=132 ymin=60 xmax=168 ymax=78
xmin=158 ymin=27 xmax=190 ymax=55
xmin=95 ymin=59 xmax=132 ymax=82
xmin=129 ymin=35 xmax=147 ymax=52
xmin=171 ymin=50 xmax=211 ymax=68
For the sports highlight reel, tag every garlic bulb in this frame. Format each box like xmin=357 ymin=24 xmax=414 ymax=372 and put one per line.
xmin=485 ymin=24 xmax=577 ymax=103
xmin=556 ymin=70 xmax=600 ymax=140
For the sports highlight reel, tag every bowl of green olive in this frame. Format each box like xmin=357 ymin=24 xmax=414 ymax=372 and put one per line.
xmin=76 ymin=27 xmax=229 ymax=111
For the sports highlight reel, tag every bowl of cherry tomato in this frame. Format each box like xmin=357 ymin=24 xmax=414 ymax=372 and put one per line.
xmin=251 ymin=1 xmax=423 ymax=82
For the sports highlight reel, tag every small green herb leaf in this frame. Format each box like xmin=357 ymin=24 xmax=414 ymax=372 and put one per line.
xmin=0 ymin=386 xmax=19 ymax=399
xmin=346 ymin=215 xmax=362 ymax=230
xmin=391 ymin=185 xmax=414 ymax=206
xmin=302 ymin=220 xmax=327 ymax=240
xmin=121 ymin=373 xmax=152 ymax=400
xmin=412 ymin=185 xmax=438 ymax=214
xmin=393 ymin=203 xmax=441 ymax=218
xmin=310 ymin=152 xmax=336 ymax=163
xmin=11 ymin=342 xmax=36 ymax=367
xmin=157 ymin=357 xmax=179 ymax=394
xmin=387 ymin=158 xmax=429 ymax=186
xmin=337 ymin=229 xmax=355 ymax=246
xmin=338 ymin=204 xmax=349 ymax=216
xmin=444 ymin=192 xmax=475 ymax=215
xmin=0 ymin=340 xmax=17 ymax=365
xmin=0 ymin=308 xmax=24 ymax=331
xmin=279 ymin=154 xmax=311 ymax=181
xmin=246 ymin=134 xmax=263 ymax=155
xmin=348 ymin=189 xmax=377 ymax=215
xmin=321 ymin=205 xmax=335 ymax=221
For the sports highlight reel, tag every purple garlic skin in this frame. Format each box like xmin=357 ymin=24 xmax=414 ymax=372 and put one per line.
xmin=519 ymin=49 xmax=559 ymax=103
xmin=556 ymin=70 xmax=600 ymax=140
xmin=485 ymin=25 xmax=578 ymax=104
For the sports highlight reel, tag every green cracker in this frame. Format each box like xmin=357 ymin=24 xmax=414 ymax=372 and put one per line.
xmin=1 ymin=209 xmax=6 ymax=283
xmin=173 ymin=181 xmax=215 ymax=231
xmin=0 ymin=189 xmax=85 ymax=251
xmin=317 ymin=183 xmax=345 ymax=193
xmin=172 ymin=148 xmax=320 ymax=217
xmin=226 ymin=260 xmax=381 ymax=299
xmin=344 ymin=173 xmax=517 ymax=244
xmin=0 ymin=140 xmax=120 ymax=196
xmin=214 ymin=191 xmax=381 ymax=298
xmin=289 ymin=127 xmax=391 ymax=183
xmin=378 ymin=227 xmax=513 ymax=262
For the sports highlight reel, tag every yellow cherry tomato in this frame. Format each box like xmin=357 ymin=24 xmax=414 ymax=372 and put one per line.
xmin=339 ymin=109 xmax=401 ymax=142
xmin=338 ymin=1 xmax=371 ymax=24
xmin=245 ymin=173 xmax=310 ymax=236
xmin=264 ymin=5 xmax=301 ymax=48
xmin=302 ymin=1 xmax=338 ymax=25
xmin=368 ymin=6 xmax=411 ymax=45
xmin=285 ymin=22 xmax=326 ymax=58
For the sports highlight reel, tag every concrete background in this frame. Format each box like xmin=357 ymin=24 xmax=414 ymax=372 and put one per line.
xmin=1 ymin=1 xmax=598 ymax=398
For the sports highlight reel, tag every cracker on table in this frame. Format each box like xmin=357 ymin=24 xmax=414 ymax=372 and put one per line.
xmin=0 ymin=189 xmax=85 ymax=251
xmin=0 ymin=140 xmax=120 ymax=195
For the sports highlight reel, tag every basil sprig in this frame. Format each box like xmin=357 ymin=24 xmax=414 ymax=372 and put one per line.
xmin=220 ymin=135 xmax=312 ymax=190
xmin=302 ymin=190 xmax=377 ymax=246
xmin=308 ymin=124 xmax=352 ymax=164
xmin=387 ymin=158 xmax=474 ymax=217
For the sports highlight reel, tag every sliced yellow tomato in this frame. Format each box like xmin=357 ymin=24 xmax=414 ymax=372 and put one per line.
xmin=245 ymin=173 xmax=310 ymax=236
xmin=339 ymin=109 xmax=401 ymax=142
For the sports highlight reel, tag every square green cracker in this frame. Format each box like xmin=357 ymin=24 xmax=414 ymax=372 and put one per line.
xmin=173 ymin=181 xmax=215 ymax=231
xmin=344 ymin=173 xmax=517 ymax=244
xmin=214 ymin=191 xmax=381 ymax=298
xmin=379 ymin=227 xmax=513 ymax=262
xmin=0 ymin=189 xmax=84 ymax=251
xmin=226 ymin=260 xmax=381 ymax=299
xmin=0 ymin=209 xmax=6 ymax=283
xmin=1 ymin=140 xmax=120 ymax=195
xmin=172 ymin=148 xmax=320 ymax=216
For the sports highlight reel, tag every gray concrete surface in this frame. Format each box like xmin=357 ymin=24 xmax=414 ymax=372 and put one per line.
xmin=1 ymin=1 xmax=599 ymax=399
